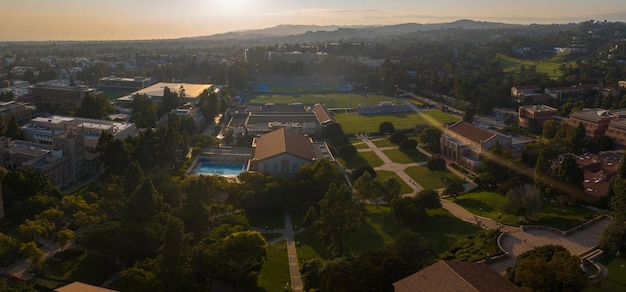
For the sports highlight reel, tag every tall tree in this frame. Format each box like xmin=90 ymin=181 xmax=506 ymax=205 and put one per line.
xmin=157 ymin=216 xmax=191 ymax=290
xmin=5 ymin=116 xmax=22 ymax=140
xmin=123 ymin=178 xmax=163 ymax=222
xmin=315 ymin=183 xmax=362 ymax=256
xmin=507 ymin=245 xmax=587 ymax=292
xmin=571 ymin=122 xmax=587 ymax=155
xmin=418 ymin=127 xmax=442 ymax=152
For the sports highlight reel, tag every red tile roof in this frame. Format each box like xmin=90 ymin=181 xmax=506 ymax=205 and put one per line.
xmin=254 ymin=128 xmax=314 ymax=161
xmin=448 ymin=121 xmax=496 ymax=144
xmin=393 ymin=260 xmax=523 ymax=292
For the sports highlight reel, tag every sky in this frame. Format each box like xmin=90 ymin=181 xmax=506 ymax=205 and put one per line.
xmin=2 ymin=0 xmax=626 ymax=41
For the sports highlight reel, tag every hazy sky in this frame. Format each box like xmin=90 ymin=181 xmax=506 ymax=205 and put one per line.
xmin=2 ymin=0 xmax=626 ymax=41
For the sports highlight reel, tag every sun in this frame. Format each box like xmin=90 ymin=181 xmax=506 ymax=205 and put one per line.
xmin=214 ymin=0 xmax=258 ymax=15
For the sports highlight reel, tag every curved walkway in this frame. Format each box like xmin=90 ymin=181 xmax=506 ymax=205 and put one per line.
xmin=356 ymin=134 xmax=612 ymax=277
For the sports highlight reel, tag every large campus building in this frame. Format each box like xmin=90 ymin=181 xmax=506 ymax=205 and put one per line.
xmin=98 ymin=76 xmax=156 ymax=91
xmin=517 ymin=104 xmax=559 ymax=128
xmin=22 ymin=84 xmax=101 ymax=111
xmin=440 ymin=121 xmax=513 ymax=170
xmin=227 ymin=103 xmax=336 ymax=140
xmin=118 ymin=82 xmax=214 ymax=104
xmin=0 ymin=116 xmax=137 ymax=188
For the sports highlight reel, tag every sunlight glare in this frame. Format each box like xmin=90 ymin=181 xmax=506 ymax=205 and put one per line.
xmin=213 ymin=0 xmax=258 ymax=15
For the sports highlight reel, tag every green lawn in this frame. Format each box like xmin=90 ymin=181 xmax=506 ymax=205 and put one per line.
xmin=497 ymin=53 xmax=576 ymax=80
xmin=452 ymin=191 xmax=599 ymax=230
xmin=337 ymin=151 xmax=384 ymax=169
xmin=372 ymin=138 xmax=396 ymax=148
xmin=586 ymin=256 xmax=626 ymax=291
xmin=256 ymin=240 xmax=292 ymax=292
xmin=376 ymin=170 xmax=413 ymax=195
xmin=334 ymin=110 xmax=460 ymax=135
xmin=247 ymin=93 xmax=398 ymax=108
xmin=383 ymin=149 xmax=429 ymax=164
xmin=405 ymin=165 xmax=463 ymax=190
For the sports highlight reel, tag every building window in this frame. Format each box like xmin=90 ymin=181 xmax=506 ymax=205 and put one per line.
xmin=263 ymin=163 xmax=268 ymax=172
xmin=292 ymin=163 xmax=298 ymax=172
xmin=273 ymin=163 xmax=278 ymax=172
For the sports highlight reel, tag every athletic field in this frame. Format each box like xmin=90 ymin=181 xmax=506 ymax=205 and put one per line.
xmin=247 ymin=93 xmax=400 ymax=108
xmin=334 ymin=110 xmax=460 ymax=134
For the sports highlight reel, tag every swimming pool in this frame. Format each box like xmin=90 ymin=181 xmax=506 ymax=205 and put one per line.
xmin=195 ymin=162 xmax=246 ymax=176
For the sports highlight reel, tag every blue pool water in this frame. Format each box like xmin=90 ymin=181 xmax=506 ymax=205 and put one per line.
xmin=196 ymin=162 xmax=246 ymax=176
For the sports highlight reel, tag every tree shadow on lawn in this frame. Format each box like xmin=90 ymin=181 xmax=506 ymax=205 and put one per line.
xmin=340 ymin=155 xmax=371 ymax=169
xmin=400 ymin=150 xmax=429 ymax=163
xmin=416 ymin=209 xmax=482 ymax=253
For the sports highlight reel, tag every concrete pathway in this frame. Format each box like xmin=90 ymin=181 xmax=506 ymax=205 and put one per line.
xmin=283 ymin=213 xmax=304 ymax=292
xmin=252 ymin=213 xmax=304 ymax=292
xmin=357 ymin=135 xmax=423 ymax=194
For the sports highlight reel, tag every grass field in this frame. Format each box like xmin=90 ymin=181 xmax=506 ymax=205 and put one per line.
xmin=256 ymin=240 xmax=291 ymax=292
xmin=497 ymin=53 xmax=576 ymax=80
xmin=247 ymin=93 xmax=399 ymax=108
xmin=382 ymin=149 xmax=430 ymax=164
xmin=337 ymin=151 xmax=384 ymax=169
xmin=334 ymin=110 xmax=460 ymax=134
xmin=452 ymin=191 xmax=599 ymax=230
xmin=405 ymin=165 xmax=463 ymax=190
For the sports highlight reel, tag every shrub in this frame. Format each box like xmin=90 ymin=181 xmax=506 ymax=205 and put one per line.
xmin=389 ymin=131 xmax=407 ymax=144
xmin=427 ymin=157 xmax=446 ymax=171
xmin=399 ymin=139 xmax=417 ymax=151
xmin=338 ymin=144 xmax=357 ymax=157
xmin=350 ymin=166 xmax=376 ymax=180
xmin=379 ymin=122 xmax=395 ymax=134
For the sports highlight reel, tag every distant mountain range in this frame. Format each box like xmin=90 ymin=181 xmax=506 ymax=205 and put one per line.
xmin=183 ymin=19 xmax=520 ymax=42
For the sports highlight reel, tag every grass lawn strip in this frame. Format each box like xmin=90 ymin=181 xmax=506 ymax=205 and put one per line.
xmin=586 ymin=256 xmax=626 ymax=291
xmin=405 ymin=165 xmax=463 ymax=190
xmin=256 ymin=240 xmax=292 ymax=292
xmin=334 ymin=110 xmax=460 ymax=135
xmin=383 ymin=149 xmax=429 ymax=164
xmin=337 ymin=151 xmax=384 ymax=169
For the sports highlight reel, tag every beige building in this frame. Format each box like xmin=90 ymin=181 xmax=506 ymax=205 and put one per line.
xmin=248 ymin=128 xmax=334 ymax=177
xmin=518 ymin=104 xmax=558 ymax=128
